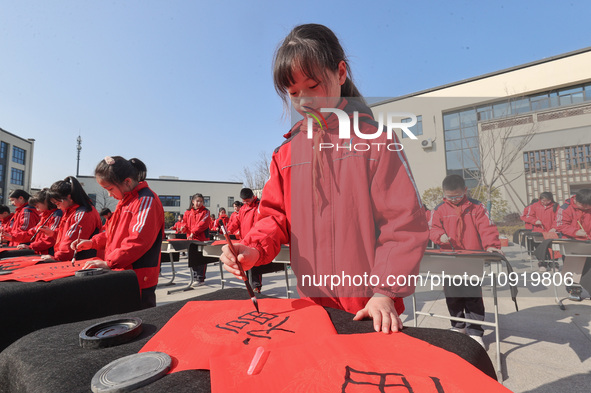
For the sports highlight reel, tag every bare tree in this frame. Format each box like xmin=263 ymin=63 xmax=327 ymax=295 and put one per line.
xmin=462 ymin=97 xmax=537 ymax=215
xmin=238 ymin=151 xmax=271 ymax=193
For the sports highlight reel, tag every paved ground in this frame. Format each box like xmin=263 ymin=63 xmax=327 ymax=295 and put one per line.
xmin=155 ymin=244 xmax=591 ymax=392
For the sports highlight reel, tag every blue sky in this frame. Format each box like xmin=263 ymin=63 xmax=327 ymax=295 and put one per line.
xmin=1 ymin=1 xmax=589 ymax=188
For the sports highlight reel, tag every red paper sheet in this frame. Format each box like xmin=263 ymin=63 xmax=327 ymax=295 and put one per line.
xmin=0 ymin=260 xmax=85 ymax=282
xmin=139 ymin=299 xmax=337 ymax=372
xmin=0 ymin=255 xmax=44 ymax=269
xmin=210 ymin=332 xmax=510 ymax=393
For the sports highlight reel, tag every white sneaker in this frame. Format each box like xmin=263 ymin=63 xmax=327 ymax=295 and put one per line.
xmin=450 ymin=327 xmax=466 ymax=334
xmin=470 ymin=335 xmax=485 ymax=348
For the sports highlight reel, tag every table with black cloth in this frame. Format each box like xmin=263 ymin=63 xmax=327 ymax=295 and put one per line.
xmin=0 ymin=288 xmax=496 ymax=392
xmin=0 ymin=270 xmax=141 ymax=353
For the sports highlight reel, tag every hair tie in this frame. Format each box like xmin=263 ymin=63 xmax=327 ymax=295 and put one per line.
xmin=104 ymin=156 xmax=115 ymax=165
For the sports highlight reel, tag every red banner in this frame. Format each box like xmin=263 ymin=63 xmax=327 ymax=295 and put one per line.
xmin=139 ymin=299 xmax=337 ymax=372
xmin=210 ymin=332 xmax=510 ymax=392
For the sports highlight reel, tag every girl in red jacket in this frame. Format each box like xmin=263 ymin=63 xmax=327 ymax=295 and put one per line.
xmin=521 ymin=192 xmax=559 ymax=233
xmin=220 ymin=24 xmax=429 ymax=333
xmin=2 ymin=189 xmax=40 ymax=247
xmin=15 ymin=188 xmax=63 ymax=255
xmin=75 ymin=156 xmax=164 ymax=309
xmin=41 ymin=177 xmax=102 ymax=262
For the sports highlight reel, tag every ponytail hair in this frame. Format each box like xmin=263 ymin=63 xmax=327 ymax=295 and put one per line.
xmin=95 ymin=156 xmax=147 ymax=185
xmin=29 ymin=188 xmax=57 ymax=210
xmin=273 ymin=23 xmax=363 ymax=107
xmin=49 ymin=176 xmax=94 ymax=211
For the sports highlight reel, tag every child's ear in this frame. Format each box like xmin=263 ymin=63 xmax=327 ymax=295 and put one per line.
xmin=337 ymin=60 xmax=347 ymax=85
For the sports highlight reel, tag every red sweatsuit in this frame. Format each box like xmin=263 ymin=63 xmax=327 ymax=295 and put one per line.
xmin=90 ymin=182 xmax=164 ymax=290
xmin=241 ymin=98 xmax=429 ymax=315
xmin=172 ymin=220 xmax=185 ymax=233
xmin=520 ymin=200 xmax=559 ymax=233
xmin=53 ymin=204 xmax=102 ymax=261
xmin=8 ymin=204 xmax=40 ymax=246
xmin=429 ymin=197 xmax=501 ymax=251
xmin=228 ymin=197 xmax=260 ymax=237
xmin=186 ymin=205 xmax=211 ymax=241
xmin=215 ymin=213 xmax=229 ymax=232
xmin=227 ymin=211 xmax=240 ymax=237
xmin=28 ymin=209 xmax=63 ymax=254
xmin=555 ymin=202 xmax=591 ymax=240
xmin=521 ymin=204 xmax=533 ymax=230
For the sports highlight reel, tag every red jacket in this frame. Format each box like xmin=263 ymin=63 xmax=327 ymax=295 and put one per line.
xmin=91 ymin=182 xmax=164 ymax=290
xmin=521 ymin=204 xmax=534 ymax=230
xmin=8 ymin=204 xmax=40 ymax=246
xmin=171 ymin=220 xmax=185 ymax=233
xmin=228 ymin=197 xmax=260 ymax=238
xmin=555 ymin=202 xmax=591 ymax=240
xmin=215 ymin=213 xmax=229 ymax=231
xmin=28 ymin=209 xmax=63 ymax=254
xmin=186 ymin=206 xmax=211 ymax=241
xmin=430 ymin=197 xmax=500 ymax=251
xmin=241 ymin=98 xmax=429 ymax=315
xmin=54 ymin=204 xmax=102 ymax=261
xmin=520 ymin=200 xmax=559 ymax=233
xmin=227 ymin=211 xmax=240 ymax=237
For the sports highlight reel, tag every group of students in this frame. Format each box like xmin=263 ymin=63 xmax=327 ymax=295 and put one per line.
xmin=1 ymin=156 xmax=164 ymax=309
xmin=170 ymin=188 xmax=265 ymax=291
xmin=520 ymin=188 xmax=591 ymax=300
xmin=520 ymin=189 xmax=591 ymax=244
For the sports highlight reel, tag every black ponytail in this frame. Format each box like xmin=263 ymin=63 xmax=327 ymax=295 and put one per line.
xmin=49 ymin=176 xmax=94 ymax=211
xmin=95 ymin=156 xmax=147 ymax=185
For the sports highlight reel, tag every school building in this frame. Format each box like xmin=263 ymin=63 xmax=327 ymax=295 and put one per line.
xmin=0 ymin=127 xmax=35 ymax=206
xmin=77 ymin=175 xmax=243 ymax=218
xmin=371 ymin=47 xmax=591 ymax=212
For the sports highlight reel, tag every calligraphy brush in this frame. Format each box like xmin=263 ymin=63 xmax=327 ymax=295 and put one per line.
xmin=219 ymin=222 xmax=260 ymax=313
xmin=439 ymin=218 xmax=456 ymax=251
xmin=71 ymin=227 xmax=82 ymax=267
xmin=29 ymin=214 xmax=54 ymax=243
xmin=578 ymin=220 xmax=591 ymax=240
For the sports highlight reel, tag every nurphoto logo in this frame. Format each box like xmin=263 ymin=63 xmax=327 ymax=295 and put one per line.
xmin=303 ymin=106 xmax=418 ymax=152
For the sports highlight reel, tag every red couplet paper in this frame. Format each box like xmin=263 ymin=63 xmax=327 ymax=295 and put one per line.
xmin=0 ymin=260 xmax=85 ymax=282
xmin=210 ymin=332 xmax=510 ymax=393
xmin=139 ymin=298 xmax=337 ymax=372
xmin=0 ymin=255 xmax=44 ymax=269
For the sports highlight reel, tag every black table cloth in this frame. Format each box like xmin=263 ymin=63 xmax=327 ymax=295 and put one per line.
xmin=0 ymin=270 xmax=141 ymax=352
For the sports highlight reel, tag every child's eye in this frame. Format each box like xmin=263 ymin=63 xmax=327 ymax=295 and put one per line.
xmin=309 ymin=83 xmax=319 ymax=90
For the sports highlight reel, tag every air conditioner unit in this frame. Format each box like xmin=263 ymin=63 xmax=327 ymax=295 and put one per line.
xmin=420 ymin=138 xmax=433 ymax=149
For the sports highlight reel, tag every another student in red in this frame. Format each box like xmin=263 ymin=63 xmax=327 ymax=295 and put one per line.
xmin=15 ymin=189 xmax=63 ymax=255
xmin=2 ymin=190 xmax=40 ymax=246
xmin=171 ymin=215 xmax=185 ymax=233
xmin=186 ymin=193 xmax=211 ymax=285
xmin=520 ymin=199 xmax=538 ymax=230
xmin=555 ymin=189 xmax=591 ymax=240
xmin=227 ymin=188 xmax=264 ymax=292
xmin=75 ymin=156 xmax=165 ymax=309
xmin=0 ymin=205 xmax=13 ymax=245
xmin=227 ymin=201 xmax=242 ymax=238
xmin=520 ymin=192 xmax=559 ymax=233
xmin=209 ymin=214 xmax=217 ymax=232
xmin=215 ymin=207 xmax=229 ymax=231
xmin=41 ymin=177 xmax=102 ymax=261
xmin=430 ymin=175 xmax=501 ymax=348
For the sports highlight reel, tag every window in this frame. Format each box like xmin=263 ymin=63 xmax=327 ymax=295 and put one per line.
xmin=159 ymin=195 xmax=181 ymax=207
xmin=0 ymin=142 xmax=7 ymax=159
xmin=12 ymin=146 xmax=26 ymax=165
xmin=228 ymin=196 xmax=234 ymax=207
xmin=203 ymin=196 xmax=210 ymax=207
xmin=400 ymin=115 xmax=423 ymax=138
xmin=0 ymin=163 xmax=3 ymax=183
xmin=523 ymin=149 xmax=556 ymax=174
xmin=10 ymin=168 xmax=24 ymax=185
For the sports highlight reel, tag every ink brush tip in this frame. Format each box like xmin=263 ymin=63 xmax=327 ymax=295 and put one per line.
xmin=251 ymin=297 xmax=259 ymax=313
